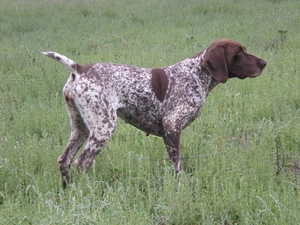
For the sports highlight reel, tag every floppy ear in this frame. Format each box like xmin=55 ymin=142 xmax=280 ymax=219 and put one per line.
xmin=202 ymin=45 xmax=228 ymax=83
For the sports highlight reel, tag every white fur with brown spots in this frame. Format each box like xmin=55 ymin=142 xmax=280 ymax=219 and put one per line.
xmin=42 ymin=39 xmax=266 ymax=187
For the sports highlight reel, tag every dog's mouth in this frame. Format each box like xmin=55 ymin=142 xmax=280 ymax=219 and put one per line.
xmin=237 ymin=73 xmax=259 ymax=79
xmin=240 ymin=68 xmax=265 ymax=79
xmin=239 ymin=75 xmax=247 ymax=79
xmin=248 ymin=70 xmax=263 ymax=78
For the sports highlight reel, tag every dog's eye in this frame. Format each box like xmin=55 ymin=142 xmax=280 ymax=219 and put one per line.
xmin=236 ymin=49 xmax=245 ymax=57
xmin=234 ymin=51 xmax=243 ymax=60
xmin=237 ymin=50 xmax=243 ymax=55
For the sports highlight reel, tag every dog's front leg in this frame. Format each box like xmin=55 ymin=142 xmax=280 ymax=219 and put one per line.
xmin=162 ymin=117 xmax=182 ymax=173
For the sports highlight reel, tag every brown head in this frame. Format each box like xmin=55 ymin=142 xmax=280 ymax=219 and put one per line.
xmin=201 ymin=39 xmax=267 ymax=83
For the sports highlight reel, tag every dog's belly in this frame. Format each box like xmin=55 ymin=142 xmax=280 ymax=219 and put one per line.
xmin=117 ymin=108 xmax=165 ymax=136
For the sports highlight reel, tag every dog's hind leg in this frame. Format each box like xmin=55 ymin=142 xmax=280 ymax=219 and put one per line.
xmin=57 ymin=105 xmax=89 ymax=187
xmin=74 ymin=107 xmax=118 ymax=173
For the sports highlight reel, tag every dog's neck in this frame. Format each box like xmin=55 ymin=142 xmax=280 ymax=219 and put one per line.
xmin=194 ymin=49 xmax=220 ymax=94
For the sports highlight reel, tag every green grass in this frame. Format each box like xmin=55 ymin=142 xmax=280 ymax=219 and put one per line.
xmin=1 ymin=0 xmax=300 ymax=224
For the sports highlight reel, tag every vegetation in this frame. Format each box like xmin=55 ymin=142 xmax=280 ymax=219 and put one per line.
xmin=0 ymin=0 xmax=299 ymax=224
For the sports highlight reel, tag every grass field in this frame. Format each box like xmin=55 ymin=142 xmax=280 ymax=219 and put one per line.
xmin=0 ymin=0 xmax=300 ymax=224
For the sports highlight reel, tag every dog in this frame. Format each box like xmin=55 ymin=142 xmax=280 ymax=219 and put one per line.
xmin=42 ymin=39 xmax=266 ymax=186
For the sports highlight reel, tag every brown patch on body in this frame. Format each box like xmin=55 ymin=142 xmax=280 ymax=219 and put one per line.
xmin=77 ymin=63 xmax=96 ymax=74
xmin=64 ymin=89 xmax=74 ymax=105
xmin=151 ymin=68 xmax=169 ymax=102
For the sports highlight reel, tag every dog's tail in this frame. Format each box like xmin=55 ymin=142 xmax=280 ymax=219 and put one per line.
xmin=42 ymin=51 xmax=80 ymax=74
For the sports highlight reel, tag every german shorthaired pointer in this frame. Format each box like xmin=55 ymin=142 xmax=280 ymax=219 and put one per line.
xmin=42 ymin=39 xmax=266 ymax=186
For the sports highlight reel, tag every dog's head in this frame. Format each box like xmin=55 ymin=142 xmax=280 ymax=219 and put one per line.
xmin=201 ymin=39 xmax=267 ymax=83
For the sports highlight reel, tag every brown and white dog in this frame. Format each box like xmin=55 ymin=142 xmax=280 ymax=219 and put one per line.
xmin=42 ymin=39 xmax=266 ymax=186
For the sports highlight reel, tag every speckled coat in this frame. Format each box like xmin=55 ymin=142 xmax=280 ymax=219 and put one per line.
xmin=43 ymin=39 xmax=266 ymax=186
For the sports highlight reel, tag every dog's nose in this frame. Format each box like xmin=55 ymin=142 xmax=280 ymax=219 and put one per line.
xmin=261 ymin=60 xmax=267 ymax=67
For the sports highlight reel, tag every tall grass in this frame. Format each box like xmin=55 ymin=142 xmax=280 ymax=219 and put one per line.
xmin=1 ymin=0 xmax=300 ymax=224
